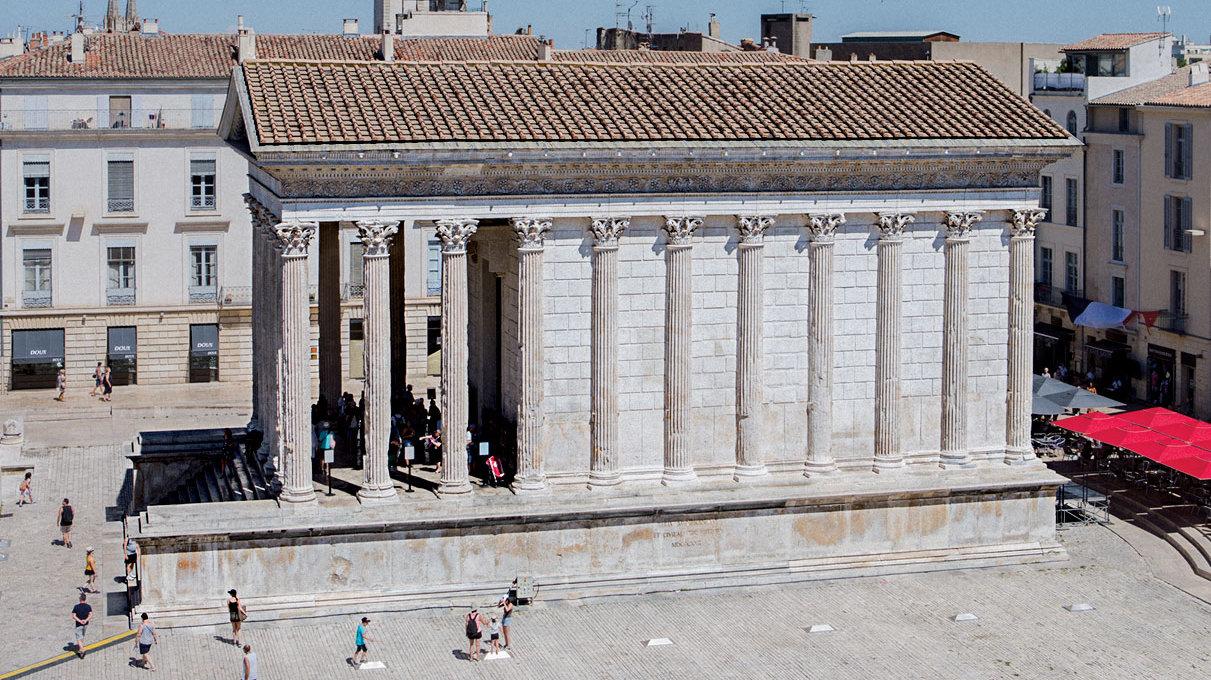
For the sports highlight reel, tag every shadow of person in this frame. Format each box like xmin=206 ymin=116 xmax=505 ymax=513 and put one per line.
xmin=214 ymin=635 xmax=233 ymax=646
xmin=452 ymin=649 xmax=471 ymax=661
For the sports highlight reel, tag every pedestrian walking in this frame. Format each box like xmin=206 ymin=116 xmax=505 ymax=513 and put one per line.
xmin=227 ymin=589 xmax=247 ymax=646
xmin=17 ymin=471 xmax=34 ymax=506
xmin=318 ymin=423 xmax=334 ymax=477
xmin=464 ymin=607 xmax=486 ymax=661
xmin=101 ymin=366 xmax=114 ymax=402
xmin=242 ymin=644 xmax=259 ymax=680
xmin=488 ymin=616 xmax=501 ymax=655
xmin=84 ymin=547 xmax=98 ymax=593
xmin=90 ymin=362 xmax=103 ymax=397
xmin=71 ymin=593 xmax=93 ymax=658
xmin=352 ymin=616 xmax=373 ymax=667
xmin=134 ymin=612 xmax=157 ymax=670
xmin=55 ymin=369 xmax=66 ymax=401
xmin=57 ymin=498 xmax=74 ymax=548
xmin=125 ymin=536 xmax=139 ymax=582
xmin=498 ymin=594 xmax=515 ymax=650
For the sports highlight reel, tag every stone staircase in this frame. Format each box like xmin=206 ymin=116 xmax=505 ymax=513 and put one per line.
xmin=141 ymin=428 xmax=276 ymax=506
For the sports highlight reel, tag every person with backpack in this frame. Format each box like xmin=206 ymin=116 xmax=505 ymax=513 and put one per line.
xmin=465 ymin=607 xmax=486 ymax=662
xmin=57 ymin=498 xmax=75 ymax=548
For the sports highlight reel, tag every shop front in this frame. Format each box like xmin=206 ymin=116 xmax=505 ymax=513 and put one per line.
xmin=1148 ymin=344 xmax=1177 ymax=407
xmin=189 ymin=324 xmax=219 ymax=383
xmin=1034 ymin=321 xmax=1073 ymax=375
xmin=11 ymin=328 xmax=65 ymax=390
xmin=108 ymin=326 xmax=137 ymax=386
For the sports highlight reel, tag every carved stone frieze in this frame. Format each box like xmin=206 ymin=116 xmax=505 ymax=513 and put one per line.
xmin=590 ymin=217 xmax=629 ymax=247
xmin=435 ymin=218 xmax=479 ymax=252
xmin=806 ymin=213 xmax=846 ymax=242
xmin=663 ymin=216 xmax=703 ymax=246
xmin=355 ymin=220 xmax=400 ymax=258
xmin=512 ymin=217 xmax=553 ymax=250
xmin=736 ymin=215 xmax=775 ymax=244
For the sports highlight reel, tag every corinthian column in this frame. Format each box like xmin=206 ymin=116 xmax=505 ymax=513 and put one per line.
xmin=512 ymin=217 xmax=552 ymax=493
xmin=662 ymin=216 xmax=701 ymax=487
xmin=356 ymin=220 xmax=400 ymax=504
xmin=804 ymin=213 xmax=845 ymax=476
xmin=1006 ymin=208 xmax=1046 ymax=465
xmin=734 ymin=215 xmax=773 ymax=480
xmin=436 ymin=218 xmax=478 ymax=495
xmin=873 ymin=212 xmax=913 ymax=473
xmin=271 ymin=220 xmax=318 ymax=503
xmin=589 ymin=217 xmax=628 ymax=488
xmin=242 ymin=195 xmax=268 ymax=432
xmin=940 ymin=211 xmax=982 ymax=468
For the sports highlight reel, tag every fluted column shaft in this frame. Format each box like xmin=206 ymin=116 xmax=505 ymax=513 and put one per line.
xmin=318 ymin=222 xmax=342 ymax=406
xmin=249 ymin=219 xmax=263 ymax=430
xmin=734 ymin=216 xmax=772 ymax=480
xmin=589 ymin=218 xmax=627 ymax=487
xmin=513 ymin=218 xmax=551 ymax=493
xmin=804 ymin=214 xmax=844 ymax=475
xmin=274 ymin=222 xmax=317 ymax=503
xmin=437 ymin=219 xmax=478 ymax=495
xmin=1006 ymin=209 xmax=1045 ymax=464
xmin=662 ymin=217 xmax=701 ymax=486
xmin=357 ymin=221 xmax=400 ymax=503
xmin=874 ymin=213 xmax=913 ymax=473
xmin=941 ymin=212 xmax=981 ymax=468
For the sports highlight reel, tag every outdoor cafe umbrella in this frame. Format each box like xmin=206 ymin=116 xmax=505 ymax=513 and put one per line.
xmin=1162 ymin=421 xmax=1211 ymax=446
xmin=1120 ymin=407 xmax=1189 ymax=430
xmin=1034 ymin=375 xmax=1075 ymax=398
xmin=1032 ymin=394 xmax=1068 ymax=416
xmin=1047 ymin=386 xmax=1124 ymax=410
xmin=1096 ymin=424 xmax=1167 ymax=450
xmin=1053 ymin=412 xmax=1122 ymax=436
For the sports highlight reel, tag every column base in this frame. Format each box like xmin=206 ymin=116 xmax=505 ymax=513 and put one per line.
xmin=279 ymin=486 xmax=317 ymax=503
xmin=246 ymin=416 xmax=260 ymax=431
xmin=1003 ymin=448 xmax=1039 ymax=466
xmin=732 ymin=464 xmax=769 ymax=482
xmin=872 ymin=458 xmax=905 ymax=474
xmin=802 ymin=460 xmax=838 ymax=477
xmin=511 ymin=477 xmax=550 ymax=495
xmin=939 ymin=454 xmax=976 ymax=470
xmin=587 ymin=471 xmax=623 ymax=488
xmin=661 ymin=468 xmax=698 ymax=487
xmin=356 ymin=485 xmax=399 ymax=504
xmin=438 ymin=480 xmax=474 ymax=496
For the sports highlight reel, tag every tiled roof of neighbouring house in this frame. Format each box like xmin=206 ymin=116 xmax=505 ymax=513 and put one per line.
xmin=0 ymin=32 xmax=793 ymax=79
xmin=238 ymin=59 xmax=1069 ymax=147
xmin=1147 ymin=81 xmax=1211 ymax=108
xmin=1061 ymin=33 xmax=1168 ymax=52
xmin=1090 ymin=66 xmax=1194 ymax=105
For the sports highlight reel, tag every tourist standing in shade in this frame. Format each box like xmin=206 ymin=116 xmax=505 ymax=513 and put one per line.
xmin=243 ymin=644 xmax=259 ymax=680
xmin=71 ymin=593 xmax=92 ymax=658
xmin=57 ymin=498 xmax=74 ymax=548
xmin=135 ymin=612 xmax=157 ymax=671
xmin=227 ymin=589 xmax=248 ymax=646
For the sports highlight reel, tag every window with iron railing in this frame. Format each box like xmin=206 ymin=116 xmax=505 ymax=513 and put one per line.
xmin=189 ymin=245 xmax=218 ymax=302
xmin=1112 ymin=149 xmax=1124 ymax=184
xmin=189 ymin=159 xmax=216 ymax=210
xmin=107 ymin=159 xmax=134 ymax=213
xmin=23 ymin=248 xmax=52 ymax=307
xmin=22 ymin=159 xmax=50 ymax=213
xmin=106 ymin=246 xmax=136 ymax=305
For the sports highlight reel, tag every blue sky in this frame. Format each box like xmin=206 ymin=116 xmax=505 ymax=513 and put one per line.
xmin=3 ymin=1 xmax=1208 ymax=50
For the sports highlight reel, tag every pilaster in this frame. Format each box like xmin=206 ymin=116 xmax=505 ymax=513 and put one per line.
xmin=662 ymin=216 xmax=701 ymax=486
xmin=588 ymin=217 xmax=628 ymax=488
xmin=873 ymin=212 xmax=913 ymax=473
xmin=733 ymin=215 xmax=773 ymax=480
xmin=1006 ymin=208 xmax=1046 ymax=465
xmin=940 ymin=211 xmax=982 ymax=468
xmin=804 ymin=213 xmax=845 ymax=476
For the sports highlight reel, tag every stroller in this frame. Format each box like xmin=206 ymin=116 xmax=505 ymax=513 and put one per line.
xmin=486 ymin=454 xmax=505 ymax=487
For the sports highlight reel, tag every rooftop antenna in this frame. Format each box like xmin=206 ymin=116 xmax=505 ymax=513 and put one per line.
xmin=72 ymin=0 xmax=86 ymax=32
xmin=1157 ymin=6 xmax=1171 ymax=56
xmin=644 ymin=4 xmax=654 ymax=40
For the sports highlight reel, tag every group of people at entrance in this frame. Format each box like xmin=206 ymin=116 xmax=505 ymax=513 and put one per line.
xmin=464 ymin=595 xmax=515 ymax=662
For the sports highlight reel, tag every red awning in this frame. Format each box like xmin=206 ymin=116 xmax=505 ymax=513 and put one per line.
xmin=1054 ymin=408 xmax=1211 ymax=480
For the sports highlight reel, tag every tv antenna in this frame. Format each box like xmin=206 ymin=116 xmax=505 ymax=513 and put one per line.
xmin=72 ymin=0 xmax=86 ymax=32
xmin=643 ymin=5 xmax=654 ymax=39
xmin=615 ymin=0 xmax=639 ymax=30
xmin=1157 ymin=6 xmax=1171 ymax=55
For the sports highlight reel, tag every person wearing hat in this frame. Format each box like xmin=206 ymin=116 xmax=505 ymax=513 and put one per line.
xmin=227 ymin=589 xmax=248 ymax=647
xmin=83 ymin=547 xmax=97 ymax=593
xmin=353 ymin=616 xmax=373 ymax=667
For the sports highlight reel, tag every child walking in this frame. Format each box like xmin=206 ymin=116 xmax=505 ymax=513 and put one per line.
xmin=488 ymin=616 xmax=501 ymax=654
xmin=353 ymin=617 xmax=373 ymax=667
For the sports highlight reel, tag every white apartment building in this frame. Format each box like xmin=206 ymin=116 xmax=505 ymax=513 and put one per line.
xmin=1029 ymin=32 xmax=1174 ymax=376
xmin=0 ymin=4 xmax=534 ymax=396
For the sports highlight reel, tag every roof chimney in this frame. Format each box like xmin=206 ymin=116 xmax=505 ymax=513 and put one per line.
xmin=343 ymin=18 xmax=359 ymax=37
xmin=141 ymin=18 xmax=158 ymax=35
xmin=237 ymin=17 xmax=256 ymax=63
xmin=708 ymin=13 xmax=720 ymax=39
xmin=1192 ymin=62 xmax=1209 ymax=86
xmin=815 ymin=46 xmax=832 ymax=61
xmin=868 ymin=52 xmax=877 ymax=61
xmin=537 ymin=39 xmax=553 ymax=61
xmin=381 ymin=32 xmax=395 ymax=62
xmin=70 ymin=31 xmax=84 ymax=63
xmin=849 ymin=53 xmax=858 ymax=63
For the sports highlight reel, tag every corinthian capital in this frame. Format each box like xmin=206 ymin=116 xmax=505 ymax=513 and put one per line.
xmin=663 ymin=216 xmax=703 ymax=246
xmin=435 ymin=218 xmax=479 ymax=253
xmin=736 ymin=215 xmax=775 ymax=245
xmin=356 ymin=220 xmax=400 ymax=258
xmin=806 ymin=213 xmax=846 ymax=242
xmin=512 ymin=217 xmax=553 ymax=250
xmin=590 ymin=217 xmax=629 ymax=247
xmin=270 ymin=221 xmax=317 ymax=257
xmin=1010 ymin=208 xmax=1047 ymax=237
xmin=875 ymin=212 xmax=915 ymax=240
xmin=943 ymin=211 xmax=984 ymax=239
xmin=243 ymin=193 xmax=278 ymax=233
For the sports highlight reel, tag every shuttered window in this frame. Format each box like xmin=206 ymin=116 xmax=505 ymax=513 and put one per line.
xmin=1164 ymin=195 xmax=1193 ymax=253
xmin=107 ymin=160 xmax=134 ymax=213
xmin=426 ymin=239 xmax=441 ymax=296
xmin=189 ymin=159 xmax=216 ymax=210
xmin=1165 ymin=123 xmax=1194 ymax=180
xmin=22 ymin=158 xmax=50 ymax=213
xmin=191 ymin=95 xmax=214 ymax=129
xmin=25 ymin=95 xmax=47 ymax=130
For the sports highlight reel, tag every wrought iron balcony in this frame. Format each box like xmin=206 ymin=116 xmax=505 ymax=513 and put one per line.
xmin=22 ymin=290 xmax=52 ymax=308
xmin=1156 ymin=312 xmax=1189 ymax=335
xmin=106 ymin=289 xmax=136 ymax=306
xmin=219 ymin=286 xmax=252 ymax=308
xmin=189 ymin=286 xmax=218 ymax=304
xmin=342 ymin=283 xmax=364 ymax=301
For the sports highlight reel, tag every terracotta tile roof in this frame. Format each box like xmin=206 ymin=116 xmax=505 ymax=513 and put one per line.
xmin=1147 ymin=81 xmax=1211 ymax=108
xmin=0 ymin=33 xmax=546 ymax=79
xmin=552 ymin=50 xmax=798 ymax=64
xmin=1090 ymin=66 xmax=1193 ymax=105
xmin=239 ymin=59 xmax=1068 ymax=147
xmin=1061 ymin=33 xmax=1168 ymax=52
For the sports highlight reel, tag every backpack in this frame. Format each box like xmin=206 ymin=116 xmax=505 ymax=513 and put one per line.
xmin=61 ymin=505 xmax=74 ymax=524
xmin=465 ymin=614 xmax=478 ymax=638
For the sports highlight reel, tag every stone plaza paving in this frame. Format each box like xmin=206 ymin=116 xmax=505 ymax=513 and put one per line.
xmin=6 ymin=442 xmax=1211 ymax=679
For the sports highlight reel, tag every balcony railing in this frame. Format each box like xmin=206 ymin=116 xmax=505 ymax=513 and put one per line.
xmin=0 ymin=107 xmax=224 ymax=132
xmin=342 ymin=283 xmax=365 ymax=301
xmin=22 ymin=290 xmax=52 ymax=308
xmin=106 ymin=289 xmax=136 ymax=306
xmin=1034 ymin=283 xmax=1081 ymax=308
xmin=189 ymin=286 xmax=218 ymax=304
xmin=1156 ymin=312 xmax=1189 ymax=335
xmin=219 ymin=286 xmax=252 ymax=308
xmin=1033 ymin=72 xmax=1086 ymax=92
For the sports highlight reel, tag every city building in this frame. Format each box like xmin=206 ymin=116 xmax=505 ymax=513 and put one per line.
xmin=1030 ymin=33 xmax=1173 ymax=384
xmin=373 ymin=0 xmax=491 ymax=36
xmin=1174 ymin=34 xmax=1211 ymax=65
xmin=130 ymin=53 xmax=1075 ymax=623
xmin=1080 ymin=62 xmax=1211 ymax=415
xmin=0 ymin=15 xmax=545 ymax=395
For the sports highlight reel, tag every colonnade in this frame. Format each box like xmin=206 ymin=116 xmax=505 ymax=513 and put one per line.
xmin=243 ymin=199 xmax=1046 ymax=503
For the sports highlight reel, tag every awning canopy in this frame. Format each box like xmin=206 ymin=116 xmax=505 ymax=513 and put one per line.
xmin=11 ymin=328 xmax=65 ymax=364
xmin=108 ymin=326 xmax=137 ymax=360
xmin=1034 ymin=322 xmax=1073 ymax=342
xmin=1054 ymin=408 xmax=1211 ymax=480
xmin=1085 ymin=338 xmax=1131 ymax=357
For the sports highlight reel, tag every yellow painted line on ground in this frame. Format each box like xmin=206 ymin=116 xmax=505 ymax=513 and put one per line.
xmin=0 ymin=630 xmax=135 ymax=679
